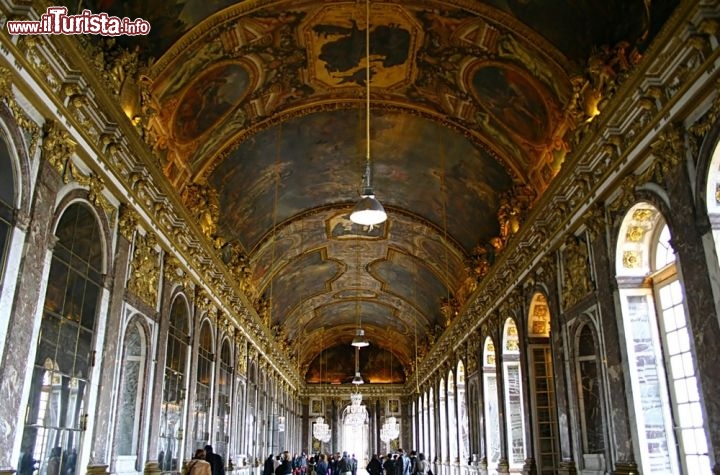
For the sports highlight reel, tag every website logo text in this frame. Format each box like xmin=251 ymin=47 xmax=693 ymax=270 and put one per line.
xmin=7 ymin=7 xmax=151 ymax=36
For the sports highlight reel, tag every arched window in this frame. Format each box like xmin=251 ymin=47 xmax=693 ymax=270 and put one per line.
xmin=245 ymin=362 xmax=257 ymax=461
xmin=114 ymin=319 xmax=149 ymax=473
xmin=0 ymin=136 xmax=15 ymax=287
xmin=457 ymin=360 xmax=469 ymax=465
xmin=503 ymin=318 xmax=525 ymax=467
xmin=439 ymin=378 xmax=447 ymax=462
xmin=21 ymin=203 xmax=104 ymax=475
xmin=526 ymin=292 xmax=559 ymax=474
xmin=216 ymin=339 xmax=232 ymax=459
xmin=159 ymin=296 xmax=190 ymax=471
xmin=416 ymin=394 xmax=427 ymax=453
xmin=574 ymin=323 xmax=606 ymax=462
xmin=447 ymin=371 xmax=458 ymax=463
xmin=616 ymin=203 xmax=710 ymax=474
xmin=704 ymin=136 xmax=720 ymax=267
xmin=429 ymin=388 xmax=436 ymax=461
xmin=483 ymin=337 xmax=500 ymax=469
xmin=194 ymin=321 xmax=214 ymax=448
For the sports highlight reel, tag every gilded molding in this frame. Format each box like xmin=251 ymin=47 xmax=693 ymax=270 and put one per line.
xmin=118 ymin=204 xmax=139 ymax=241
xmin=236 ymin=338 xmax=248 ymax=375
xmin=196 ymin=289 xmax=217 ymax=320
xmin=164 ymin=254 xmax=193 ymax=290
xmin=16 ymin=36 xmax=61 ymax=94
xmin=42 ymin=120 xmax=76 ymax=177
xmin=0 ymin=66 xmax=40 ymax=157
xmin=643 ymin=123 xmax=685 ymax=185
xmin=127 ymin=232 xmax=160 ymax=308
xmin=65 ymin=161 xmax=117 ymax=225
xmin=561 ymin=235 xmax=593 ymax=312
xmin=181 ymin=182 xmax=220 ymax=242
xmin=584 ymin=202 xmax=607 ymax=242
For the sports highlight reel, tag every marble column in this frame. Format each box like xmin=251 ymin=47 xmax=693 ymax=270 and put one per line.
xmin=0 ymin=161 xmax=62 ymax=470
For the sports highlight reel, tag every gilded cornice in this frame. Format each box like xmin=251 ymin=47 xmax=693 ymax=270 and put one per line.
xmin=0 ymin=3 xmax=302 ymax=390
xmin=409 ymin=0 xmax=720 ymax=391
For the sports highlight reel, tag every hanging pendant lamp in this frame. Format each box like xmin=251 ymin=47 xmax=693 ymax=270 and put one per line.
xmin=350 ymin=0 xmax=387 ymax=227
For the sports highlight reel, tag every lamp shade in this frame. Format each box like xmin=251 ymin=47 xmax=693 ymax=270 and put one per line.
xmin=351 ymin=328 xmax=370 ymax=347
xmin=352 ymin=372 xmax=364 ymax=385
xmin=350 ymin=194 xmax=387 ymax=226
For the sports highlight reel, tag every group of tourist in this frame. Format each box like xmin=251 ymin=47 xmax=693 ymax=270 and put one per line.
xmin=261 ymin=449 xmax=432 ymax=475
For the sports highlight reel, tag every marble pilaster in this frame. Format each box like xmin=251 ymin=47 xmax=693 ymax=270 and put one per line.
xmin=90 ymin=233 xmax=132 ymax=468
xmin=547 ymin=278 xmax=575 ymax=466
xmin=0 ymin=161 xmax=62 ymax=470
xmin=589 ymin=219 xmax=636 ymax=467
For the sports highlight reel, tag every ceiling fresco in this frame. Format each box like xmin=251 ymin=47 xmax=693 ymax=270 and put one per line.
xmin=88 ymin=0 xmax=681 ymax=381
xmin=209 ymin=109 xmax=512 ymax=253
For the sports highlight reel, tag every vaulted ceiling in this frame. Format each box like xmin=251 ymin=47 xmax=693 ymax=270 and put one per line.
xmin=86 ymin=0 xmax=678 ymax=384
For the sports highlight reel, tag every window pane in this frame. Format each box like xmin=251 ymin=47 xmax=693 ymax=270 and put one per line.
xmin=666 ymin=332 xmax=680 ymax=355
xmin=674 ymin=379 xmax=689 ymax=403
xmin=671 ymin=354 xmax=685 ymax=379
xmin=677 ymin=328 xmax=690 ymax=353
xmin=683 ymin=354 xmax=695 ymax=377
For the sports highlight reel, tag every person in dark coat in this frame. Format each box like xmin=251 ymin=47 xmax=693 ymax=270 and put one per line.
xmin=264 ymin=454 xmax=276 ymax=475
xmin=276 ymin=452 xmax=293 ymax=475
xmin=367 ymin=454 xmax=383 ymax=475
xmin=382 ymin=454 xmax=394 ymax=475
xmin=204 ymin=445 xmax=225 ymax=475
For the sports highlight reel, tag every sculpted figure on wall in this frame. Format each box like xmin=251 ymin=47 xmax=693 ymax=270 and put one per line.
xmin=561 ymin=235 xmax=593 ymax=311
xmin=128 ymin=232 xmax=160 ymax=307
xmin=181 ymin=182 xmax=220 ymax=240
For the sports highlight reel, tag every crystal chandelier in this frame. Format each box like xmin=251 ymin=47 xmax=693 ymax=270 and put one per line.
xmin=343 ymin=392 xmax=369 ymax=427
xmin=313 ymin=416 xmax=331 ymax=442
xmin=379 ymin=416 xmax=399 ymax=443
